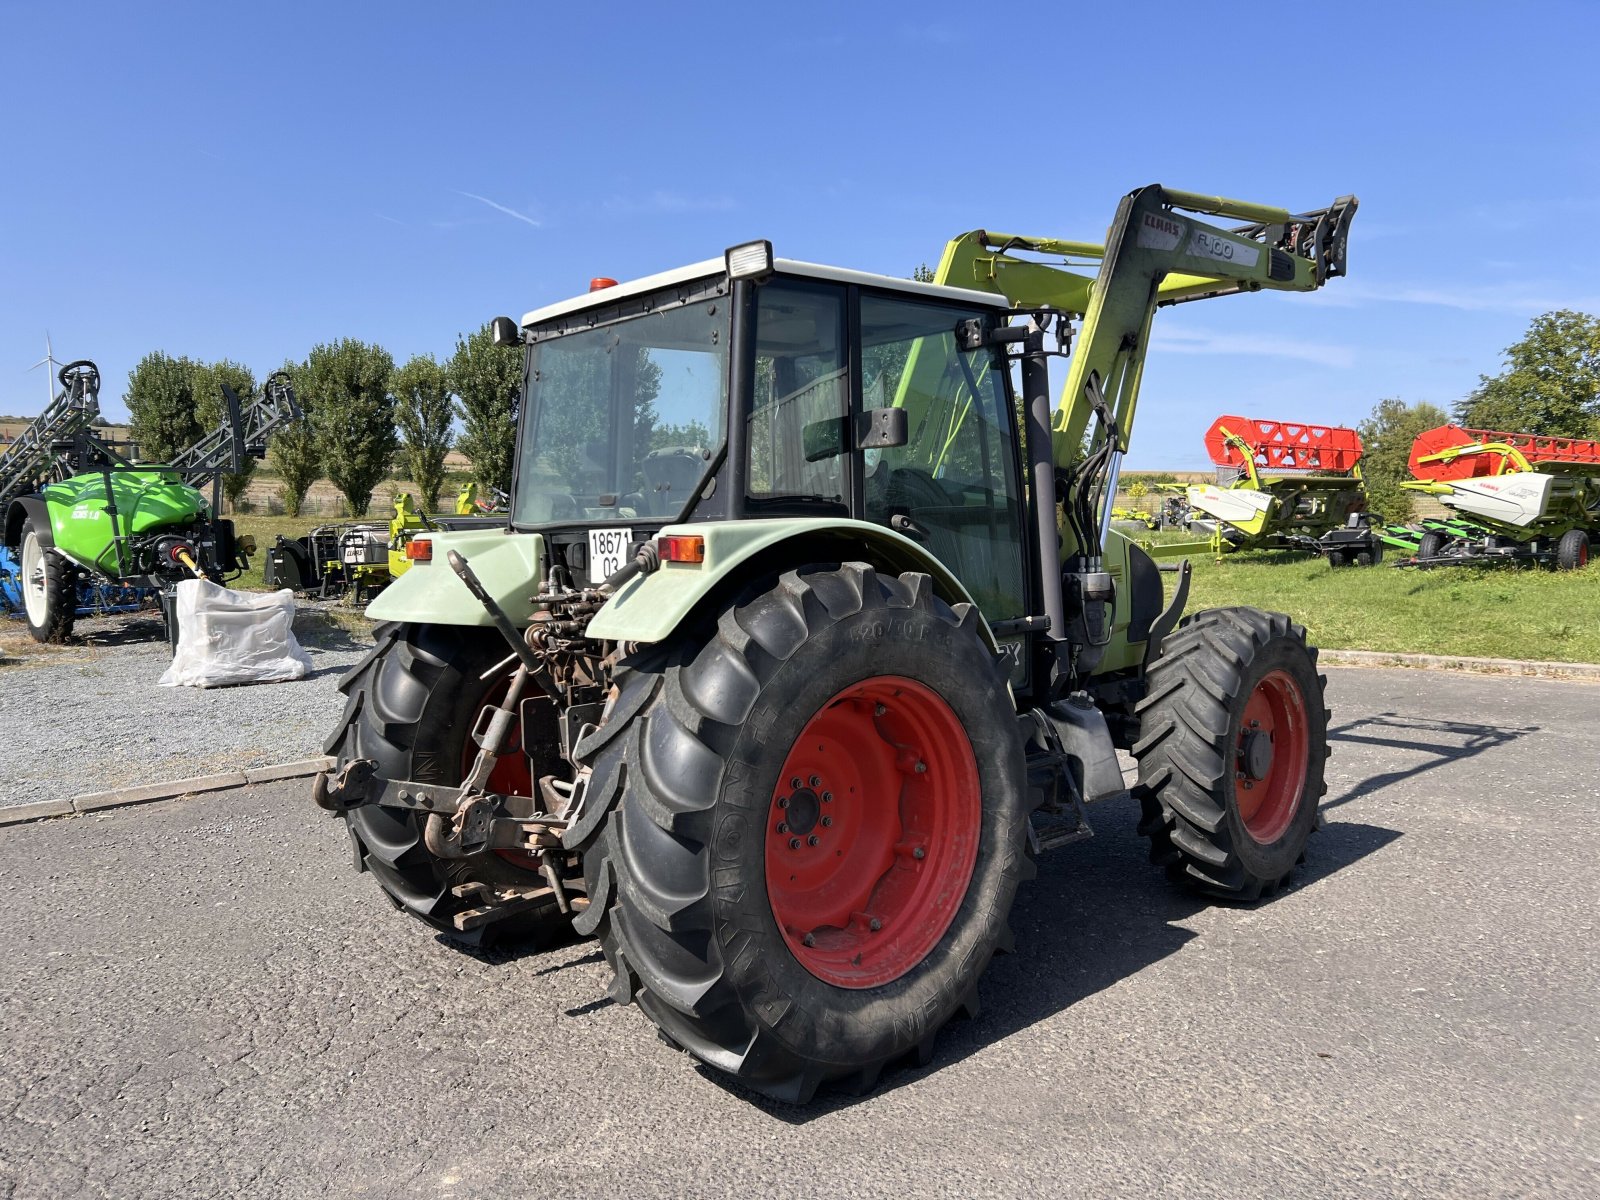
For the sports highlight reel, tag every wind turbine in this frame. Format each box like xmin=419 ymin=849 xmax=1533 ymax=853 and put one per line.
xmin=29 ymin=334 xmax=61 ymax=406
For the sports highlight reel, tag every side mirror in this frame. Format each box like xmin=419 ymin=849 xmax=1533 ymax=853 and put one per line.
xmin=490 ymin=316 xmax=521 ymax=347
xmin=802 ymin=408 xmax=910 ymax=463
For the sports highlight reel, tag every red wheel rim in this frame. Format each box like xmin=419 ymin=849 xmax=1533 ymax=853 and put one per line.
xmin=764 ymin=675 xmax=980 ymax=990
xmin=461 ymin=678 xmax=537 ymax=868
xmin=1234 ymin=669 xmax=1310 ymax=844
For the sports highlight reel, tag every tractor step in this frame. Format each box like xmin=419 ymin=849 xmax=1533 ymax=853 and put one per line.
xmin=1027 ymin=808 xmax=1092 ymax=854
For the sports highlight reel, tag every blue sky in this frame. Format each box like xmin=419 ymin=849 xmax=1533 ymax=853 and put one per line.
xmin=2 ymin=0 xmax=1596 ymax=469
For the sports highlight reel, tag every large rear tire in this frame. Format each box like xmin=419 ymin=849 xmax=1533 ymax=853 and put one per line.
xmin=325 ymin=622 xmax=572 ymax=946
xmin=1133 ymin=607 xmax=1328 ymax=901
xmin=19 ymin=519 xmax=75 ymax=644
xmin=570 ymin=564 xmax=1031 ymax=1103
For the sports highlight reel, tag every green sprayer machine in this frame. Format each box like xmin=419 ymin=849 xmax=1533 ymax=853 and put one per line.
xmin=0 ymin=360 xmax=300 ymax=642
xmin=312 ymin=184 xmax=1357 ymax=1102
xmin=1379 ymin=424 xmax=1598 ymax=569
xmin=1172 ymin=415 xmax=1383 ymax=564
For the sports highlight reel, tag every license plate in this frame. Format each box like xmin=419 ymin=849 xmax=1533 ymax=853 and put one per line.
xmin=588 ymin=528 xmax=630 ymax=584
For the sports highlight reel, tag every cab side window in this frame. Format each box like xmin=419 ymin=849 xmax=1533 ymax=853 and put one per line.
xmin=860 ymin=295 xmax=1028 ymax=622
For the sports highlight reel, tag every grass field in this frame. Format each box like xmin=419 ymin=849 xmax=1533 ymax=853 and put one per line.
xmin=1177 ymin=549 xmax=1600 ymax=663
xmin=225 ymin=515 xmax=1600 ymax=664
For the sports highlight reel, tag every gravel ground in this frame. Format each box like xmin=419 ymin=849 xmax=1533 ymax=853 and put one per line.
xmin=0 ymin=668 xmax=1594 ymax=1199
xmin=0 ymin=609 xmax=370 ymax=807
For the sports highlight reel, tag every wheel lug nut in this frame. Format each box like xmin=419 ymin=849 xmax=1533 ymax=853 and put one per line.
xmin=914 ymin=761 xmax=927 ymax=774
xmin=790 ymin=777 xmax=801 ymax=789
xmin=777 ymin=796 xmax=788 ymax=809
xmin=789 ymin=837 xmax=802 ymax=850
xmin=912 ymin=846 xmax=926 ymax=860
xmin=869 ymin=918 xmax=882 ymax=932
xmin=802 ymin=933 xmax=815 ymax=947
xmin=809 ymin=775 xmax=820 ymax=788
xmin=776 ymin=822 xmax=788 ymax=834
xmin=807 ymin=835 xmax=819 ymax=846
xmin=874 ymin=703 xmax=886 ymax=717
xmin=821 ymin=816 xmax=832 ymax=828
xmin=822 ymin=791 xmax=832 ymax=803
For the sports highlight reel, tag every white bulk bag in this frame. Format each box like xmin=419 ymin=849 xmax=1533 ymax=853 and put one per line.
xmin=157 ymin=579 xmax=312 ymax=688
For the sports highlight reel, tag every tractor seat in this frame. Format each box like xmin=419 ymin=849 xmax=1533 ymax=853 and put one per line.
xmin=641 ymin=447 xmax=705 ymax=516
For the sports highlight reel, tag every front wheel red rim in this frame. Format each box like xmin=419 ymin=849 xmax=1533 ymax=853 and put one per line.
xmin=765 ymin=676 xmax=981 ymax=990
xmin=1234 ymin=669 xmax=1310 ymax=844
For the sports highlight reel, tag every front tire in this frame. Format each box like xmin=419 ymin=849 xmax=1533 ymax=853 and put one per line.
xmin=571 ymin=564 xmax=1031 ymax=1103
xmin=325 ymin=622 xmax=572 ymax=946
xmin=1416 ymin=530 xmax=1447 ymax=564
xmin=1133 ymin=607 xmax=1328 ymax=901
xmin=19 ymin=519 xmax=75 ymax=643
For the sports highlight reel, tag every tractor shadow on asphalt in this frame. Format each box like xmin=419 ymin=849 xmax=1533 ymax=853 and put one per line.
xmin=1321 ymin=711 xmax=1539 ymax=812
xmin=717 ymin=793 xmax=1405 ymax=1123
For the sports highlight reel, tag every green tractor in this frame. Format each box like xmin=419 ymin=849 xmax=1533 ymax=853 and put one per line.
xmin=0 ymin=361 xmax=299 ymax=643
xmin=313 ymin=185 xmax=1357 ymax=1102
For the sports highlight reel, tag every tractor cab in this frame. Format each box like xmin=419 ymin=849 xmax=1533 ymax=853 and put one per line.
xmin=502 ymin=242 xmax=1034 ymax=631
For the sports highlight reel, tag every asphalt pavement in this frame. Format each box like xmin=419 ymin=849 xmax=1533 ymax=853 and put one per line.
xmin=1 ymin=668 xmax=1595 ymax=1199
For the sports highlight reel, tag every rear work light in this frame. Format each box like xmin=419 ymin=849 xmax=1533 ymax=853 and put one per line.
xmin=405 ymin=539 xmax=433 ymax=562
xmin=725 ymin=240 xmax=774 ymax=281
xmin=657 ymin=534 xmax=705 ymax=564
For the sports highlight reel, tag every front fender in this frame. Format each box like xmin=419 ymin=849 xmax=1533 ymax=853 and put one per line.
xmin=587 ymin=518 xmax=995 ymax=649
xmin=364 ymin=528 xmax=542 ymax=625
xmin=4 ymin=498 xmax=51 ymax=549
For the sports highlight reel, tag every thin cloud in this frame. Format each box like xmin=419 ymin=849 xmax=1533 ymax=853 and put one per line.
xmin=374 ymin=212 xmax=406 ymax=227
xmin=1329 ymin=281 xmax=1600 ymax=316
xmin=456 ymin=191 xmax=542 ymax=229
xmin=602 ymin=190 xmax=736 ymax=216
xmin=1153 ymin=327 xmax=1354 ymax=368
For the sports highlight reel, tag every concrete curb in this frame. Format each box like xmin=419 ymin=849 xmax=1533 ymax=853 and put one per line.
xmin=1321 ymin=650 xmax=1600 ymax=680
xmin=0 ymin=755 xmax=334 ymax=828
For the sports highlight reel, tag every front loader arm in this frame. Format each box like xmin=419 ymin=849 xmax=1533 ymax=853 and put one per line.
xmin=933 ymin=185 xmax=1356 ymax=559
xmin=934 ymin=185 xmax=1356 ymax=462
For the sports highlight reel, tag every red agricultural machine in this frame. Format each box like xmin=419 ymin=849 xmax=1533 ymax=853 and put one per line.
xmin=1388 ymin=424 xmax=1600 ymax=568
xmin=1172 ymin=415 xmax=1383 ymax=564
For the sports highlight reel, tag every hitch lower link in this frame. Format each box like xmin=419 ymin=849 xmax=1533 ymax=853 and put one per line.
xmin=311 ymin=548 xmax=582 ymax=912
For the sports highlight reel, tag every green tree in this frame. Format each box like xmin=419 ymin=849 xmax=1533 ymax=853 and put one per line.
xmin=266 ymin=360 xmax=320 ymax=517
xmin=392 ymin=354 xmax=454 ymax=511
xmin=1358 ymin=396 xmax=1449 ymax=522
xmin=450 ymin=322 xmax=522 ymax=495
xmin=300 ymin=339 xmax=397 ymax=517
xmin=1456 ymin=310 xmax=1600 ymax=437
xmin=125 ymin=352 xmax=200 ymax=462
xmin=191 ymin=359 xmax=257 ymax=511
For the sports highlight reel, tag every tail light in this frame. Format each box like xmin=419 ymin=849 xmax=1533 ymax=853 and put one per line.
xmin=405 ymin=538 xmax=433 ymax=562
xmin=657 ymin=534 xmax=705 ymax=564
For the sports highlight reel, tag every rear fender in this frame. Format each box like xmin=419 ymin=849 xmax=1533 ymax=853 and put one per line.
xmin=364 ymin=528 xmax=543 ymax=625
xmin=588 ymin=518 xmax=996 ymax=650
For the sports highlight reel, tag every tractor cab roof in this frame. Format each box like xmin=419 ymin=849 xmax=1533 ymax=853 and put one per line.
xmin=520 ymin=255 xmax=1012 ymax=330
